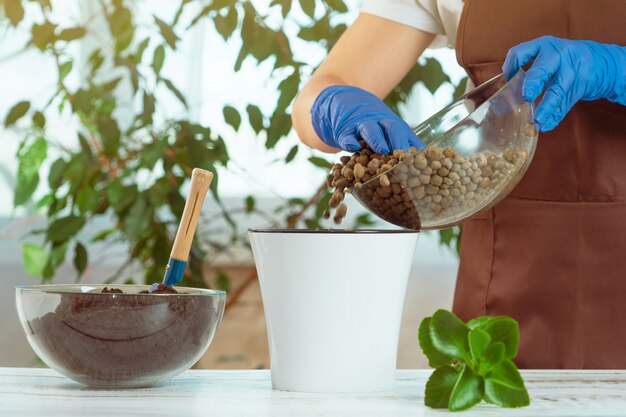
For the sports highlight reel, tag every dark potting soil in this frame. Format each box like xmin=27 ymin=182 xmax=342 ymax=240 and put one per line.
xmin=141 ymin=283 xmax=180 ymax=294
xmin=101 ymin=284 xmax=181 ymax=294
xmin=28 ymin=286 xmax=215 ymax=387
xmin=101 ymin=287 xmax=124 ymax=294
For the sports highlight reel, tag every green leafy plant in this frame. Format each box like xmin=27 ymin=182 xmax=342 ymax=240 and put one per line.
xmin=2 ymin=0 xmax=464 ymax=288
xmin=419 ymin=310 xmax=530 ymax=411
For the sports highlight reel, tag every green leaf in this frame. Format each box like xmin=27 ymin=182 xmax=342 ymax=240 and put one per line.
xmin=246 ymin=105 xmax=264 ymax=133
xmin=14 ymin=173 xmax=38 ymax=207
xmin=468 ymin=327 xmax=491 ymax=360
xmin=285 ymin=145 xmax=298 ymax=163
xmin=216 ymin=271 xmax=231 ymax=293
xmin=354 ymin=213 xmax=374 ymax=226
xmin=5 ymin=101 xmax=30 ymax=127
xmin=161 ymin=77 xmax=188 ymax=108
xmin=486 ymin=359 xmax=526 ymax=391
xmin=48 ymin=240 xmax=68 ymax=269
xmin=300 ymin=217 xmax=316 ymax=229
xmin=188 ymin=0 xmax=232 ymax=28
xmin=40 ymin=240 xmax=67 ymax=281
xmin=325 ymin=0 xmax=347 ymax=12
xmin=63 ymin=153 xmax=85 ymax=179
xmin=91 ymin=228 xmax=116 ymax=242
xmin=88 ymin=49 xmax=104 ymax=74
xmin=4 ymin=1 xmax=24 ymax=26
xmin=453 ymin=77 xmax=469 ymax=100
xmin=314 ymin=192 xmax=331 ymax=219
xmin=97 ymin=116 xmax=121 ymax=156
xmin=151 ymin=234 xmax=169 ymax=264
xmin=141 ymin=92 xmax=155 ymax=125
xmin=31 ymin=21 xmax=57 ymax=51
xmin=484 ymin=377 xmax=530 ymax=408
xmin=455 ymin=225 xmax=463 ymax=256
xmin=15 ymin=137 xmax=47 ymax=206
xmin=467 ymin=316 xmax=495 ymax=330
xmin=154 ymin=16 xmax=179 ymax=49
xmin=245 ymin=195 xmax=255 ymax=213
xmin=424 ymin=366 xmax=460 ymax=409
xmin=101 ymin=94 xmax=117 ymax=112
xmin=48 ymin=158 xmax=66 ymax=189
xmin=276 ymin=72 xmax=300 ymax=114
xmin=58 ymin=61 xmax=73 ymax=81
xmin=438 ymin=227 xmax=454 ymax=246
xmin=125 ymin=196 xmax=152 ymax=240
xmin=22 ymin=243 xmax=49 ymax=277
xmin=167 ymin=188 xmax=186 ymax=218
xmin=429 ymin=309 xmax=470 ymax=361
xmin=481 ymin=317 xmax=519 ymax=359
xmin=76 ymin=187 xmax=98 ymax=213
xmin=223 ymin=106 xmax=241 ymax=130
xmin=298 ymin=24 xmax=323 ymax=42
xmin=145 ymin=178 xmax=168 ymax=207
xmin=249 ymin=26 xmax=275 ymax=63
xmin=299 ymin=0 xmax=316 ymax=18
xmin=270 ymin=0 xmax=292 ymax=18
xmin=36 ymin=194 xmax=53 ymax=209
xmin=448 ymin=366 xmax=483 ymax=412
xmin=482 ymin=342 xmax=505 ymax=368
xmin=47 ymin=215 xmax=85 ymax=243
xmin=57 ymin=27 xmax=85 ymax=41
xmin=234 ymin=41 xmax=250 ymax=71
xmin=214 ymin=7 xmax=238 ymax=40
xmin=108 ymin=2 xmax=133 ymax=52
xmin=73 ymin=242 xmax=88 ymax=275
xmin=71 ymin=89 xmax=92 ymax=115
xmin=107 ymin=180 xmax=138 ymax=212
xmin=32 ymin=111 xmax=46 ymax=129
xmin=48 ymin=195 xmax=67 ymax=216
xmin=274 ymin=31 xmax=293 ymax=67
xmin=140 ymin=138 xmax=166 ymax=169
xmin=418 ymin=317 xmax=453 ymax=368
xmin=136 ymin=37 xmax=151 ymax=62
xmin=419 ymin=58 xmax=451 ymax=95
xmin=152 ymin=44 xmax=165 ymax=76
xmin=307 ymin=156 xmax=332 ymax=169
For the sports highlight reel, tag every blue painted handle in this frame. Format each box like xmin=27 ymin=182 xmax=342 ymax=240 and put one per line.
xmin=162 ymin=258 xmax=188 ymax=286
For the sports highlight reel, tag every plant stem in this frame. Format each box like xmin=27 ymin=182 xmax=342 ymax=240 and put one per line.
xmin=224 ymin=267 xmax=257 ymax=313
xmin=286 ymin=180 xmax=327 ymax=228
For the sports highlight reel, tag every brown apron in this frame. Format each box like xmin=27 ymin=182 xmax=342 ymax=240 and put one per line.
xmin=453 ymin=0 xmax=626 ymax=369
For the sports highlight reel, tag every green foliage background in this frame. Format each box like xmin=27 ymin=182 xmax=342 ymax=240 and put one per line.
xmin=2 ymin=0 xmax=463 ymax=288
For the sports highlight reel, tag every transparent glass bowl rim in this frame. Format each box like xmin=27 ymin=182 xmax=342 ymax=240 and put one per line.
xmin=15 ymin=284 xmax=226 ymax=297
xmin=248 ymin=228 xmax=418 ymax=234
xmin=358 ymin=70 xmax=529 ymax=188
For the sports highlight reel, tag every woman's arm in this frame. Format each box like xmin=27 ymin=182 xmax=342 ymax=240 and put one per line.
xmin=292 ymin=13 xmax=436 ymax=153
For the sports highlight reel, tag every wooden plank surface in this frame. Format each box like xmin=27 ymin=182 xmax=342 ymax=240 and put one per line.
xmin=1 ymin=368 xmax=626 ymax=417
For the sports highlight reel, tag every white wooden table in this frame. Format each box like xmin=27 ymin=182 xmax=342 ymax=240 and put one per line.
xmin=1 ymin=368 xmax=626 ymax=417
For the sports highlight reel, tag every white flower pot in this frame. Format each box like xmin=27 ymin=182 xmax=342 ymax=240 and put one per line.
xmin=248 ymin=229 xmax=419 ymax=393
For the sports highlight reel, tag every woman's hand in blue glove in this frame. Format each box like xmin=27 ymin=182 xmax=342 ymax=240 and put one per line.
xmin=310 ymin=85 xmax=425 ymax=154
xmin=503 ymin=36 xmax=626 ymax=132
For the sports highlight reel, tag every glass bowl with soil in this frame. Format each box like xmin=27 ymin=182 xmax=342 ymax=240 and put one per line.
xmin=15 ymin=284 xmax=225 ymax=388
xmin=345 ymin=70 xmax=537 ymax=230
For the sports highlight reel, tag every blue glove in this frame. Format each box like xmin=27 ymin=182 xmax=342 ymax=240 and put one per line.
xmin=310 ymin=85 xmax=424 ymax=154
xmin=502 ymin=36 xmax=626 ymax=132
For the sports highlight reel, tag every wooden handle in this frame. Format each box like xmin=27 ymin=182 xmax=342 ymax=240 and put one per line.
xmin=170 ymin=168 xmax=213 ymax=260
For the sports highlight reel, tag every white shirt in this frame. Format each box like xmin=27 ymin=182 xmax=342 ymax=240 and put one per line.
xmin=360 ymin=0 xmax=464 ymax=48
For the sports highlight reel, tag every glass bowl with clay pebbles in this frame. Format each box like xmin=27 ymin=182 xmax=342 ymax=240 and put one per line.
xmin=347 ymin=70 xmax=538 ymax=230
